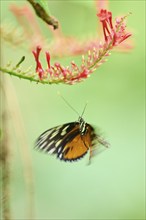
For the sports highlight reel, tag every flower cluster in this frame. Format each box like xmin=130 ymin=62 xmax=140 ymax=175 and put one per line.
xmin=97 ymin=9 xmax=131 ymax=46
xmin=32 ymin=9 xmax=131 ymax=84
xmin=32 ymin=46 xmax=93 ymax=84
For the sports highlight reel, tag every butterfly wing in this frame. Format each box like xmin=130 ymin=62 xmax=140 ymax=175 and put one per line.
xmin=61 ymin=124 xmax=96 ymax=161
xmin=35 ymin=122 xmax=106 ymax=162
xmin=35 ymin=122 xmax=96 ymax=161
xmin=35 ymin=122 xmax=77 ymax=154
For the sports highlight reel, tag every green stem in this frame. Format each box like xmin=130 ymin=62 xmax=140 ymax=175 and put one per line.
xmin=89 ymin=42 xmax=112 ymax=70
xmin=0 ymin=67 xmax=62 ymax=84
xmin=27 ymin=0 xmax=59 ymax=29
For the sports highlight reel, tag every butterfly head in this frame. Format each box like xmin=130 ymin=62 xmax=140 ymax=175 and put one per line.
xmin=78 ymin=116 xmax=86 ymax=135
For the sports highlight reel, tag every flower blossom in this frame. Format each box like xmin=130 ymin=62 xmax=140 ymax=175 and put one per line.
xmin=32 ymin=9 xmax=132 ymax=85
xmin=32 ymin=46 xmax=93 ymax=84
xmin=97 ymin=9 xmax=131 ymax=46
xmin=32 ymin=46 xmax=44 ymax=80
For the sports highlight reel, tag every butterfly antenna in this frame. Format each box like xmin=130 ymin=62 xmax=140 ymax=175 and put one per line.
xmin=57 ymin=92 xmax=80 ymax=117
xmin=81 ymin=101 xmax=88 ymax=118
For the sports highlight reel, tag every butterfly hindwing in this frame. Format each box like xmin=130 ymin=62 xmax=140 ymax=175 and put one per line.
xmin=60 ymin=124 xmax=95 ymax=161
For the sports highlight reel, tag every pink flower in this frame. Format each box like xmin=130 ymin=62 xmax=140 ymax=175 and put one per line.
xmin=32 ymin=46 xmax=92 ymax=83
xmin=32 ymin=10 xmax=132 ymax=84
xmin=32 ymin=46 xmax=44 ymax=80
xmin=97 ymin=9 xmax=131 ymax=46
xmin=113 ymin=20 xmax=131 ymax=46
xmin=97 ymin=9 xmax=113 ymax=42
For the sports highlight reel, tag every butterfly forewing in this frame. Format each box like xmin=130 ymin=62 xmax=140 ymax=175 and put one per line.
xmin=35 ymin=122 xmax=79 ymax=155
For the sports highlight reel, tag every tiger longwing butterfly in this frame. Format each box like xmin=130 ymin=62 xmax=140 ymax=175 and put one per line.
xmin=35 ymin=97 xmax=108 ymax=162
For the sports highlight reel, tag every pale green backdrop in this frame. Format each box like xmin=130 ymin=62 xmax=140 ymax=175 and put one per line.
xmin=1 ymin=1 xmax=145 ymax=219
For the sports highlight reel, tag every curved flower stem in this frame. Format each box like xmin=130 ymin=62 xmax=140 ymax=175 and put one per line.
xmin=0 ymin=10 xmax=131 ymax=85
xmin=0 ymin=67 xmax=62 ymax=84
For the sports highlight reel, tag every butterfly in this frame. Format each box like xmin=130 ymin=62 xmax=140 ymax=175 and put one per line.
xmin=35 ymin=115 xmax=108 ymax=162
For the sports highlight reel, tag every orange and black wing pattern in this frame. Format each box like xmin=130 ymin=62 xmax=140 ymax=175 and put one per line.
xmin=35 ymin=121 xmax=107 ymax=162
xmin=61 ymin=124 xmax=96 ymax=161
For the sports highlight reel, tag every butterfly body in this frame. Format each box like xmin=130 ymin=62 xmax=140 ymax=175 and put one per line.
xmin=35 ymin=116 xmax=105 ymax=162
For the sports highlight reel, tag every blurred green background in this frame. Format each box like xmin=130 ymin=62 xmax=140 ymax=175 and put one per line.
xmin=1 ymin=1 xmax=145 ymax=219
